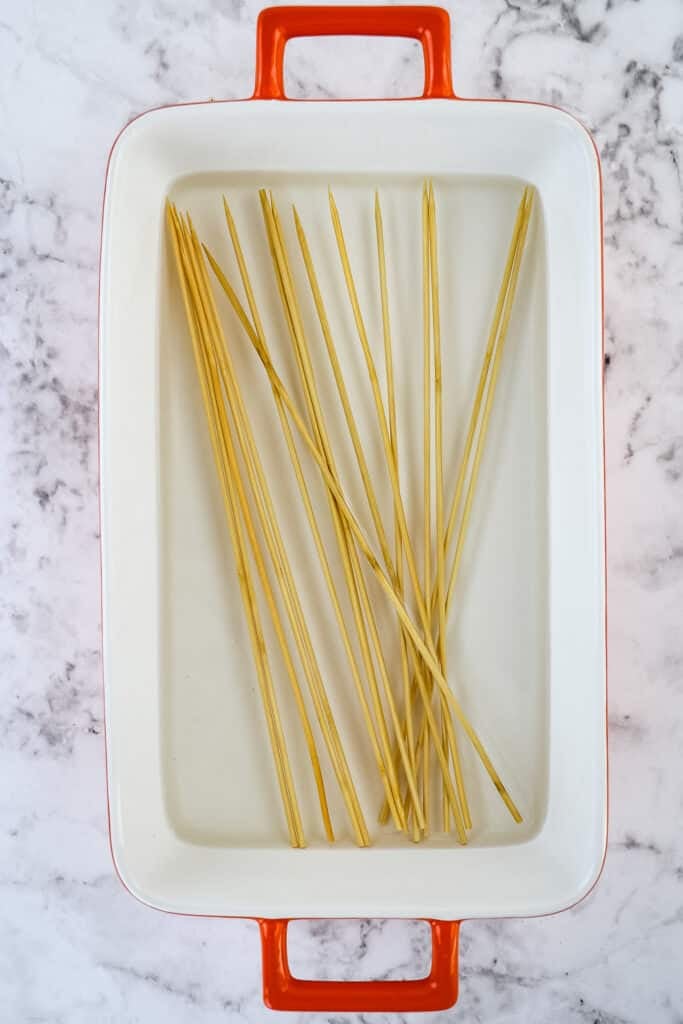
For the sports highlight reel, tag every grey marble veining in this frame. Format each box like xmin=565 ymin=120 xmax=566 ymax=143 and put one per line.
xmin=1 ymin=0 xmax=682 ymax=1021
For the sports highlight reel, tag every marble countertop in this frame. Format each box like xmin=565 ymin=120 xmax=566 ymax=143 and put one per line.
xmin=1 ymin=0 xmax=682 ymax=1021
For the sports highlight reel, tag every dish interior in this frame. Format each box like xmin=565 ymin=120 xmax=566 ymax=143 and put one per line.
xmin=159 ymin=172 xmax=549 ymax=849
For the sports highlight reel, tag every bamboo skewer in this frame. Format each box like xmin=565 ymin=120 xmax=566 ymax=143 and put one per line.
xmin=413 ymin=189 xmax=537 ymax=804
xmin=169 ymin=179 xmax=536 ymax=848
xmin=411 ymin=185 xmax=535 ymax=631
xmin=426 ymin=181 xmax=448 ymax=834
xmin=203 ymin=253 xmax=434 ymax=684
xmin=422 ymin=716 xmax=431 ymax=835
xmin=326 ymin=187 xmax=462 ymax=835
xmin=328 ymin=191 xmax=437 ymax=647
xmin=206 ymin=240 xmax=468 ymax=837
xmin=199 ymin=255 xmax=334 ymax=840
xmin=182 ymin=217 xmax=369 ymax=847
xmin=399 ymin=611 xmax=467 ymax=839
xmin=230 ymin=194 xmax=407 ymax=830
xmin=293 ymin=204 xmax=457 ymax=834
xmin=220 ymin=415 xmax=335 ymax=843
xmin=173 ymin=214 xmax=304 ymax=848
xmin=327 ymin=192 xmax=472 ymax=834
xmin=378 ymin=187 xmax=534 ymax=826
xmin=205 ymin=198 xmax=523 ymax=832
xmin=258 ymin=194 xmax=408 ymax=833
xmin=196 ymin=270 xmax=370 ymax=849
xmin=174 ymin=245 xmax=306 ymax=848
xmin=262 ymin=192 xmax=425 ymax=831
xmin=201 ymin=353 xmax=306 ymax=848
xmin=167 ymin=206 xmax=305 ymax=847
xmin=297 ymin=197 xmax=442 ymax=828
xmin=205 ymin=242 xmax=519 ymax=824
xmin=428 ymin=182 xmax=470 ymax=833
xmin=422 ymin=182 xmax=433 ymax=648
xmin=446 ymin=187 xmax=533 ymax=603
xmin=210 ymin=216 xmax=464 ymax=839
xmin=220 ymin=198 xmax=405 ymax=833
xmin=374 ymin=192 xmax=420 ymax=844
xmin=293 ymin=208 xmax=396 ymax=580
xmin=421 ymin=184 xmax=434 ymax=835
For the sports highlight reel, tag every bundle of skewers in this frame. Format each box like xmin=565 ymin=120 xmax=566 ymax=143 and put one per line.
xmin=167 ymin=181 xmax=534 ymax=847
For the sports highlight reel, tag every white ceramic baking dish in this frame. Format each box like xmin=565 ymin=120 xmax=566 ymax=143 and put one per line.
xmin=99 ymin=5 xmax=606 ymax=1012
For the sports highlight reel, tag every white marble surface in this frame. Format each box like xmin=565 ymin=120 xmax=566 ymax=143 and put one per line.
xmin=1 ymin=0 xmax=682 ymax=1020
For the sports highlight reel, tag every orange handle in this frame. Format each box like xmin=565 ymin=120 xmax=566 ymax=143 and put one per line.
xmin=259 ymin=918 xmax=460 ymax=1012
xmin=253 ymin=5 xmax=455 ymax=100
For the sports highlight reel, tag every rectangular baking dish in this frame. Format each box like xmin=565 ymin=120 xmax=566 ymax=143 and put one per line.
xmin=99 ymin=5 xmax=606 ymax=1012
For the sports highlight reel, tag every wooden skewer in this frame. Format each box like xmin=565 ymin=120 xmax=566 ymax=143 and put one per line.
xmin=378 ymin=187 xmax=533 ymax=826
xmin=222 ymin=194 xmax=405 ymax=831
xmin=201 ymin=354 xmax=307 ymax=847
xmin=196 ymin=211 xmax=335 ymax=841
xmin=173 ymin=182 xmax=533 ymax=845
xmin=293 ymin=207 xmax=397 ymax=580
xmin=222 ymin=198 xmax=405 ymax=833
xmin=428 ymin=181 xmax=470 ymax=833
xmin=167 ymin=205 xmax=305 ymax=848
xmin=262 ymin=191 xmax=425 ymax=831
xmin=296 ymin=203 xmax=448 ymax=835
xmin=402 ymin=188 xmax=536 ymax=822
xmin=422 ymin=709 xmax=431 ymax=835
xmin=422 ymin=182 xmax=433 ymax=652
xmin=368 ymin=185 xmax=464 ymax=837
xmin=374 ymin=191 xmax=420 ymax=844
xmin=206 ymin=235 xmax=465 ymax=838
xmin=443 ymin=187 xmax=533 ymax=570
xmin=205 ymin=247 xmax=410 ymax=627
xmin=401 ymin=600 xmax=466 ymax=841
xmin=261 ymin=195 xmax=409 ymax=834
xmin=174 ymin=230 xmax=306 ymax=848
xmin=426 ymin=181 xmax=448 ymax=833
xmin=294 ymin=204 xmax=457 ymax=837
xmin=290 ymin=201 xmax=459 ymax=834
xmin=182 ymin=215 xmax=370 ymax=847
xmin=446 ymin=187 xmax=534 ymax=605
xmin=222 ymin=420 xmax=336 ymax=843
xmin=327 ymin=191 xmax=470 ymax=835
xmin=172 ymin=208 xmax=304 ymax=848
xmin=266 ymin=192 xmax=464 ymax=839
xmin=204 ymin=243 xmax=521 ymax=824
xmin=194 ymin=229 xmax=370 ymax=849
xmin=262 ymin=196 xmax=394 ymax=767
xmin=421 ymin=183 xmax=434 ymax=836
xmin=328 ymin=190 xmax=439 ymax=652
